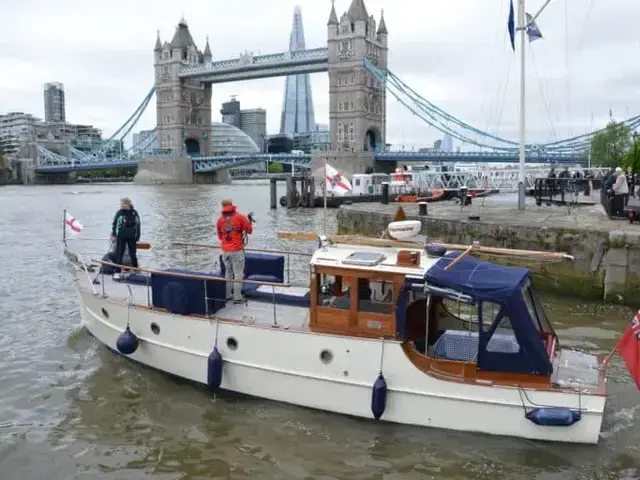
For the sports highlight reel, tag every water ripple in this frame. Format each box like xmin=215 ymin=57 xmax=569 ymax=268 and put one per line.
xmin=0 ymin=183 xmax=637 ymax=478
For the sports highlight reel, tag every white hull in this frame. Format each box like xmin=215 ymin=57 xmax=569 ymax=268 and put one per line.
xmin=76 ymin=284 xmax=605 ymax=444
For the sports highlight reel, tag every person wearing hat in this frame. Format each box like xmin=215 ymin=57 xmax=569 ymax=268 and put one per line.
xmin=216 ymin=199 xmax=253 ymax=303
xmin=612 ymin=167 xmax=629 ymax=216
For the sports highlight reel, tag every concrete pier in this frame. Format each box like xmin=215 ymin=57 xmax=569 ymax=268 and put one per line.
xmin=337 ymin=196 xmax=640 ymax=305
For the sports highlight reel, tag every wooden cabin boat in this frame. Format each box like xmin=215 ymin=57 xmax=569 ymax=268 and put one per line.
xmin=64 ymin=224 xmax=608 ymax=444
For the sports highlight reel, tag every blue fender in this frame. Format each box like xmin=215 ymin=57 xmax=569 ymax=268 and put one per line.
xmin=371 ymin=373 xmax=388 ymax=420
xmin=116 ymin=326 xmax=139 ymax=355
xmin=525 ymin=407 xmax=582 ymax=427
xmin=207 ymin=346 xmax=223 ymax=391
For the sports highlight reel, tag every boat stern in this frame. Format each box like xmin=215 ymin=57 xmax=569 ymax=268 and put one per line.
xmin=552 ymin=348 xmax=607 ymax=396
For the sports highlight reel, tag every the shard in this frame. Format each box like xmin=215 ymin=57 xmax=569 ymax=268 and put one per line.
xmin=279 ymin=6 xmax=316 ymax=135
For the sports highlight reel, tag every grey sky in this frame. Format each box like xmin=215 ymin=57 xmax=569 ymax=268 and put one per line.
xmin=0 ymin=0 xmax=638 ymax=149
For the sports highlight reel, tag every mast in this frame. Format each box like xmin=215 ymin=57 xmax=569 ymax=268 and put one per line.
xmin=517 ymin=0 xmax=552 ymax=210
xmin=517 ymin=0 xmax=526 ymax=211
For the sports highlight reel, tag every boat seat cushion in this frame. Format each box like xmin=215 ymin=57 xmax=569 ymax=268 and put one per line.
xmin=434 ymin=330 xmax=519 ymax=362
xmin=244 ymin=284 xmax=310 ymax=307
xmin=114 ymin=273 xmax=151 ymax=286
xmin=151 ymin=269 xmax=226 ymax=315
xmin=219 ymin=252 xmax=285 ymax=283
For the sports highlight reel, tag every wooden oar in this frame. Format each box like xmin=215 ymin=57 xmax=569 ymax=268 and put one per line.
xmin=277 ymin=231 xmax=573 ymax=261
xmin=427 ymin=242 xmax=573 ymax=261
xmin=277 ymin=231 xmax=421 ymax=249
xmin=444 ymin=245 xmax=473 ymax=271
xmin=136 ymin=241 xmax=152 ymax=250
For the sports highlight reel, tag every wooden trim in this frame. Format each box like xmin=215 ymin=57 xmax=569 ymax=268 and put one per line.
xmin=401 ymin=342 xmax=606 ymax=394
xmin=90 ymin=258 xmax=291 ymax=287
xmin=172 ymin=242 xmax=312 ymax=257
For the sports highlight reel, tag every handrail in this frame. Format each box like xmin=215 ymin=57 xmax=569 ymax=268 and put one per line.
xmin=91 ymin=258 xmax=292 ymax=287
xmin=172 ymin=242 xmax=312 ymax=257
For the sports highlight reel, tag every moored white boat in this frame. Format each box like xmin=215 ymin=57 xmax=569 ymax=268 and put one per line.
xmin=64 ymin=219 xmax=611 ymax=444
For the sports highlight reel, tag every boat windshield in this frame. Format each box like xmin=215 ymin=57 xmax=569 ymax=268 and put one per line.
xmin=520 ymin=278 xmax=554 ymax=334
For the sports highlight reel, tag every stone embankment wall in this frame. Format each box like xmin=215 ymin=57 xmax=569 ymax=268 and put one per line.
xmin=337 ymin=205 xmax=640 ymax=306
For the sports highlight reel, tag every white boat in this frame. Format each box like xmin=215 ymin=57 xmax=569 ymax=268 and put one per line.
xmin=64 ymin=222 xmax=609 ymax=444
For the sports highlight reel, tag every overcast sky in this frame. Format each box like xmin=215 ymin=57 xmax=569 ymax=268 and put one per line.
xmin=1 ymin=0 xmax=639 ymax=150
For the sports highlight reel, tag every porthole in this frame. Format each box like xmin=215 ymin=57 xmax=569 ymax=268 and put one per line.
xmin=320 ymin=349 xmax=333 ymax=364
xmin=227 ymin=337 xmax=238 ymax=350
xmin=150 ymin=323 xmax=160 ymax=335
xmin=101 ymin=307 xmax=109 ymax=319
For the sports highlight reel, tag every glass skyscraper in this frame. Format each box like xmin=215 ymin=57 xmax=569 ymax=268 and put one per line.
xmin=279 ymin=6 xmax=316 ymax=135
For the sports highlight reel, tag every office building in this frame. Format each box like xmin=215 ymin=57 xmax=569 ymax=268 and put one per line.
xmin=0 ymin=112 xmax=41 ymax=156
xmin=44 ymin=82 xmax=66 ymax=123
xmin=280 ymin=6 xmax=316 ymax=135
xmin=239 ymin=108 xmax=267 ymax=152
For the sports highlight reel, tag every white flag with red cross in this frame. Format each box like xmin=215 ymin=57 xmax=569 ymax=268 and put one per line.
xmin=65 ymin=212 xmax=84 ymax=238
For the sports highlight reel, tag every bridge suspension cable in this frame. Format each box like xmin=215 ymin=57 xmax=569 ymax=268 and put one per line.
xmin=366 ymin=60 xmax=640 ymax=154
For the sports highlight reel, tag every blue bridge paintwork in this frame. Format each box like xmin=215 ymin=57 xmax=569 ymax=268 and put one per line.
xmin=35 ymin=150 xmax=587 ymax=174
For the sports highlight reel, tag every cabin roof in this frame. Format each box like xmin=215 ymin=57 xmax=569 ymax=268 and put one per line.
xmin=425 ymin=252 xmax=530 ymax=301
xmin=311 ymin=243 xmax=438 ymax=276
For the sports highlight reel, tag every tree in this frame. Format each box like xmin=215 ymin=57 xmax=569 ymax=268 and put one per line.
xmin=622 ymin=139 xmax=640 ymax=172
xmin=0 ymin=154 xmax=7 ymax=168
xmin=590 ymin=121 xmax=632 ymax=168
xmin=268 ymin=162 xmax=284 ymax=173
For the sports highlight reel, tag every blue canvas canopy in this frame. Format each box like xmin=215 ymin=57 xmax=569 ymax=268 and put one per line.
xmin=425 ymin=251 xmax=530 ymax=302
xmin=423 ymin=252 xmax=552 ymax=376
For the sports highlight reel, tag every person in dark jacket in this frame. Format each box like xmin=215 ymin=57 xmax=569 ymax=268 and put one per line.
xmin=110 ymin=197 xmax=141 ymax=275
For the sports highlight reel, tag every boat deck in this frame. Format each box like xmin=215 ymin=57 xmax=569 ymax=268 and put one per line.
xmin=83 ymin=271 xmax=311 ymax=330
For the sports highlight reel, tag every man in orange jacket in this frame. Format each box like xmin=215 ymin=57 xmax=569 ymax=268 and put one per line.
xmin=216 ymin=199 xmax=253 ymax=303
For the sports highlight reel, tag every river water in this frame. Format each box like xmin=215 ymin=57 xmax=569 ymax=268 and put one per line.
xmin=0 ymin=182 xmax=638 ymax=480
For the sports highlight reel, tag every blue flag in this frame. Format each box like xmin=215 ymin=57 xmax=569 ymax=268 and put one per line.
xmin=507 ymin=0 xmax=516 ymax=50
xmin=525 ymin=13 xmax=543 ymax=42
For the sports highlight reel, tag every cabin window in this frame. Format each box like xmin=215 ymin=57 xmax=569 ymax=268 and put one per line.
xmin=355 ymin=178 xmax=361 ymax=186
xmin=521 ymin=279 xmax=553 ymax=333
xmin=357 ymin=278 xmax=393 ymax=315
xmin=485 ymin=315 xmax=520 ymax=353
xmin=441 ymin=299 xmax=511 ymax=331
xmin=317 ymin=274 xmax=351 ymax=310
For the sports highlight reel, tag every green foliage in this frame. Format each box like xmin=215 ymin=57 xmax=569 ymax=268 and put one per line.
xmin=622 ymin=141 xmax=640 ymax=172
xmin=589 ymin=121 xmax=632 ymax=167
xmin=268 ymin=162 xmax=284 ymax=173
xmin=0 ymin=154 xmax=7 ymax=168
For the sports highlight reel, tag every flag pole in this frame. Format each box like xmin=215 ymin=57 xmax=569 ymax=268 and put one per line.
xmin=601 ymin=345 xmax=617 ymax=368
xmin=517 ymin=0 xmax=526 ymax=211
xmin=62 ymin=208 xmax=67 ymax=246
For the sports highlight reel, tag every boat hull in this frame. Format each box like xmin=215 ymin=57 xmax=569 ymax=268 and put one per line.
xmin=76 ymin=286 xmax=605 ymax=444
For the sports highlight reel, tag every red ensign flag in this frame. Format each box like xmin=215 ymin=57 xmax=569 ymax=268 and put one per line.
xmin=616 ymin=310 xmax=640 ymax=390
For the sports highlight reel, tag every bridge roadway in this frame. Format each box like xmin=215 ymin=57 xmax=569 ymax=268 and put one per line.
xmin=33 ymin=150 xmax=588 ymax=174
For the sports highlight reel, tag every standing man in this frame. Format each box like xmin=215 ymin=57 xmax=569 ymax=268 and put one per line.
xmin=216 ymin=199 xmax=253 ymax=303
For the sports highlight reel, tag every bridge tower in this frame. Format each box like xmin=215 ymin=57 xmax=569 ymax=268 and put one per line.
xmin=154 ymin=18 xmax=212 ymax=157
xmin=318 ymin=0 xmax=388 ymax=174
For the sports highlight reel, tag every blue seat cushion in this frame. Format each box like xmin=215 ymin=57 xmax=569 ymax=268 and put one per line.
xmin=219 ymin=252 xmax=285 ymax=283
xmin=434 ymin=330 xmax=519 ymax=362
xmin=151 ymin=269 xmax=226 ymax=315
xmin=244 ymin=284 xmax=310 ymax=307
xmin=114 ymin=273 xmax=151 ymax=286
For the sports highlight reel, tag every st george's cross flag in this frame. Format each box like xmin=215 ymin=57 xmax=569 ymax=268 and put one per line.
xmin=616 ymin=310 xmax=640 ymax=390
xmin=65 ymin=212 xmax=84 ymax=238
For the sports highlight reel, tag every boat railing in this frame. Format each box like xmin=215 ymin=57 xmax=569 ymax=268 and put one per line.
xmin=172 ymin=242 xmax=312 ymax=285
xmin=89 ymin=258 xmax=300 ymax=328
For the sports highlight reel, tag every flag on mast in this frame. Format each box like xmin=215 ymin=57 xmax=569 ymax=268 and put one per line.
xmin=507 ymin=0 xmax=516 ymax=51
xmin=525 ymin=13 xmax=543 ymax=42
xmin=616 ymin=310 xmax=640 ymax=390
xmin=65 ymin=212 xmax=84 ymax=238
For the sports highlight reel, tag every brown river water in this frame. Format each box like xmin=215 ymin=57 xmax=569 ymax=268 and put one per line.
xmin=0 ymin=182 xmax=638 ymax=480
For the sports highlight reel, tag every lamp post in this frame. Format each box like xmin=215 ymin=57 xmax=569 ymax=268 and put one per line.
xmin=633 ymin=131 xmax=639 ymax=169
